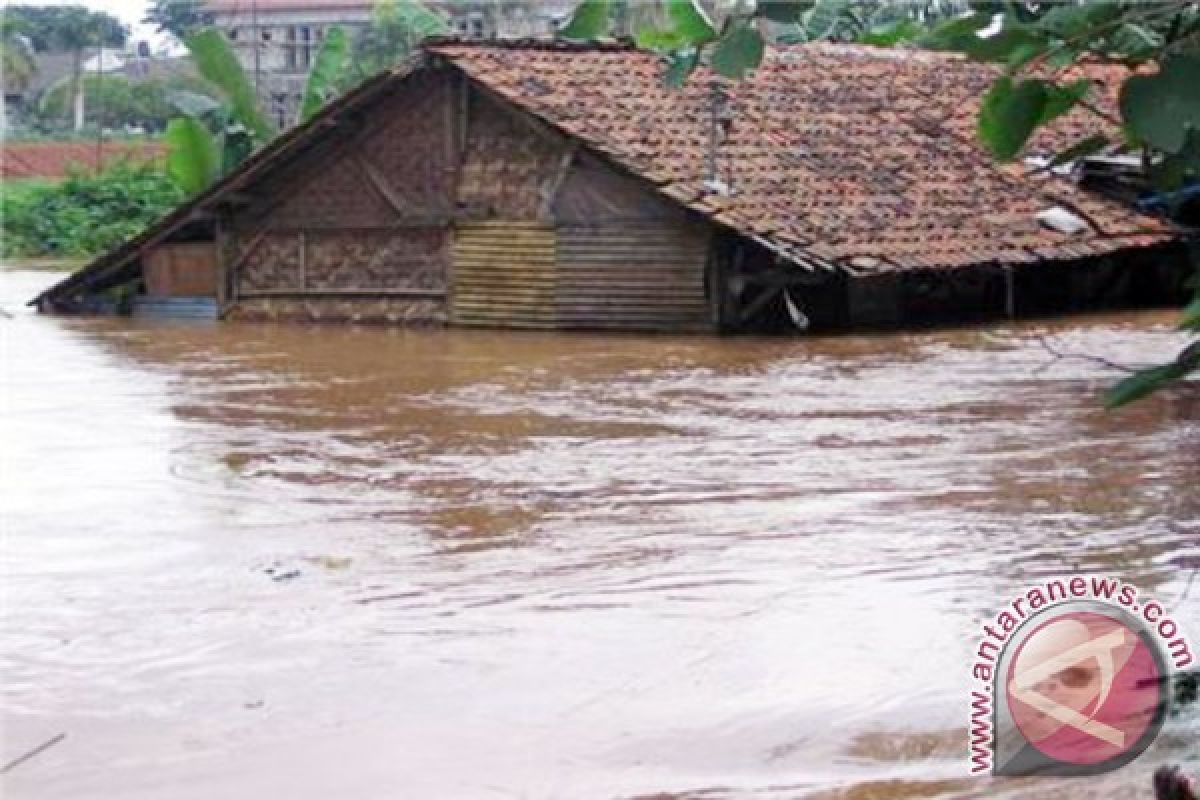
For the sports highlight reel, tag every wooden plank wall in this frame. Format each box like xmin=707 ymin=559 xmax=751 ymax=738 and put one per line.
xmin=143 ymin=243 xmax=218 ymax=297
xmin=555 ymin=223 xmax=711 ymax=331
xmin=452 ymin=221 xmax=558 ymax=328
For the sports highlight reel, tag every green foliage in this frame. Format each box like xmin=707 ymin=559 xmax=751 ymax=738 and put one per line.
xmin=0 ymin=161 xmax=182 ymax=258
xmin=711 ymin=22 xmax=765 ymax=79
xmin=301 ymin=26 xmax=350 ymax=122
xmin=757 ymin=1 xmax=816 ymax=25
xmin=1105 ymin=342 xmax=1200 ymax=408
xmin=354 ymin=0 xmax=449 ymax=74
xmin=165 ymin=117 xmax=219 ymax=194
xmin=607 ymin=1 xmax=957 ymax=87
xmin=1120 ymin=55 xmax=1200 ymax=155
xmin=0 ymin=31 xmax=37 ymax=91
xmin=35 ymin=73 xmax=220 ymax=133
xmin=979 ymin=77 xmax=1052 ymax=162
xmin=564 ymin=0 xmax=1200 ymax=404
xmin=184 ymin=28 xmax=274 ymax=141
xmin=664 ymin=0 xmax=717 ymax=44
xmin=0 ymin=5 xmax=126 ymax=52
xmin=143 ymin=0 xmax=204 ymax=39
xmin=158 ymin=27 xmax=276 ymax=196
xmin=923 ymin=1 xmax=1200 ymax=404
xmin=561 ymin=0 xmax=611 ymax=40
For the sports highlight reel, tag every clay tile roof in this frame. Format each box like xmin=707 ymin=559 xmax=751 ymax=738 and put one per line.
xmin=1 ymin=141 xmax=165 ymax=180
xmin=430 ymin=40 xmax=1174 ymax=273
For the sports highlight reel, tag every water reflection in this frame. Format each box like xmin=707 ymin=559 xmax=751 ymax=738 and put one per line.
xmin=1 ymin=268 xmax=1196 ymax=799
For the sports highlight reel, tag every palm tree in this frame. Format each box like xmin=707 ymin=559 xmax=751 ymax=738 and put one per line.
xmin=45 ymin=7 xmax=105 ymax=131
xmin=0 ymin=30 xmax=36 ymax=130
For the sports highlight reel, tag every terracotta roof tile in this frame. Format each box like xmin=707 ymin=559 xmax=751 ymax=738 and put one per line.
xmin=1 ymin=141 xmax=165 ymax=180
xmin=431 ymin=41 xmax=1174 ymax=273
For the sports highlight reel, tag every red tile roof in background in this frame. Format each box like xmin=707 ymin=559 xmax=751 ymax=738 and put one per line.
xmin=1 ymin=141 xmax=166 ymax=181
xmin=433 ymin=41 xmax=1171 ymax=273
xmin=202 ymin=0 xmax=371 ymax=13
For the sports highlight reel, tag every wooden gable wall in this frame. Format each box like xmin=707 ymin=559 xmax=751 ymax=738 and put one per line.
xmin=214 ymin=64 xmax=716 ymax=331
xmin=224 ymin=69 xmax=459 ymax=324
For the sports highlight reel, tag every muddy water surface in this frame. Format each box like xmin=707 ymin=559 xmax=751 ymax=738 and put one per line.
xmin=1 ymin=267 xmax=1197 ymax=799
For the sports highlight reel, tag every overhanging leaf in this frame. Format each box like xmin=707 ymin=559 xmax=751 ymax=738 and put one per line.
xmin=978 ymin=76 xmax=1048 ymax=161
xmin=756 ymin=1 xmax=815 ymax=24
xmin=1039 ymin=78 xmax=1090 ymax=126
xmin=1105 ymin=22 xmax=1161 ymax=63
xmin=711 ymin=22 xmax=764 ymax=80
xmin=636 ymin=25 xmax=691 ymax=51
xmin=802 ymin=0 xmax=850 ymax=41
xmin=165 ymin=117 xmax=219 ymax=195
xmin=560 ymin=0 xmax=610 ymax=40
xmin=1045 ymin=133 xmax=1111 ymax=168
xmin=1120 ymin=55 xmax=1200 ymax=154
xmin=1105 ymin=341 xmax=1200 ymax=408
xmin=664 ymin=48 xmax=699 ymax=89
xmin=1035 ymin=2 xmax=1121 ymax=39
xmin=665 ymin=0 xmax=716 ymax=45
xmin=1180 ymin=294 xmax=1200 ymax=331
xmin=963 ymin=26 xmax=1048 ymax=65
xmin=921 ymin=12 xmax=993 ymax=51
xmin=858 ymin=18 xmax=924 ymax=47
xmin=300 ymin=25 xmax=349 ymax=122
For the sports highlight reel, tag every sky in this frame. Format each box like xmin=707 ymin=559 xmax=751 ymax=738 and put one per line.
xmin=23 ymin=0 xmax=168 ymax=46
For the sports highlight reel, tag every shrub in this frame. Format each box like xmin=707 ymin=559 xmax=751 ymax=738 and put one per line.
xmin=1 ymin=160 xmax=183 ymax=258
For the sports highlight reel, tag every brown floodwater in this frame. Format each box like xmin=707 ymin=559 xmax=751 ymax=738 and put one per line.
xmin=1 ymin=267 xmax=1197 ymax=799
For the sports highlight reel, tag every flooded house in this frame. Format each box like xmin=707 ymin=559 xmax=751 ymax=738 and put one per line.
xmin=32 ymin=39 xmax=1188 ymax=332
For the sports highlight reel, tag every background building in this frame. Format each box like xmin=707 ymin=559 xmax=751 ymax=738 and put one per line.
xmin=200 ymin=0 xmax=573 ymax=126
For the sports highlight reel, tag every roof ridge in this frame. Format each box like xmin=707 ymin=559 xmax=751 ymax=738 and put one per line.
xmin=424 ymin=35 xmax=639 ymax=52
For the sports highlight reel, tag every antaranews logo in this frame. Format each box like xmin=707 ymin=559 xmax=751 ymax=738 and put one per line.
xmin=968 ymin=576 xmax=1193 ymax=777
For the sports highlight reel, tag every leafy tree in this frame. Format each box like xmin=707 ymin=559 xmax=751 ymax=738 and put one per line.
xmin=300 ymin=26 xmax=350 ymax=122
xmin=0 ymin=5 xmax=126 ymax=52
xmin=0 ymin=27 xmax=36 ymax=131
xmin=144 ymin=0 xmax=207 ymax=41
xmin=0 ymin=6 xmax=130 ymax=131
xmin=164 ymin=28 xmax=277 ymax=194
xmin=354 ymin=0 xmax=449 ymax=77
xmin=771 ymin=0 xmax=968 ymax=44
xmin=36 ymin=73 xmax=221 ymax=133
xmin=561 ymin=0 xmax=1199 ymax=405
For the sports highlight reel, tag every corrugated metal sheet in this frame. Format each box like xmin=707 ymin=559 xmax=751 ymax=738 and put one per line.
xmin=555 ymin=224 xmax=711 ymax=331
xmin=131 ymin=296 xmax=219 ymax=320
xmin=452 ymin=221 xmax=558 ymax=328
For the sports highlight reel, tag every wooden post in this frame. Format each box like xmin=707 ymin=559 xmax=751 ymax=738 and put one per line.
xmin=700 ymin=245 xmax=720 ymax=331
xmin=215 ymin=213 xmax=229 ymax=313
xmin=1003 ymin=264 xmax=1016 ymax=318
xmin=298 ymin=230 xmax=307 ymax=289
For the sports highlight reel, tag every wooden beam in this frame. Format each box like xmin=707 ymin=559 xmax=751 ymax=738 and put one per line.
xmin=540 ymin=141 xmax=579 ymax=220
xmin=738 ymin=285 xmax=783 ymax=325
xmin=353 ymin=152 xmax=411 ymax=217
xmin=298 ymin=230 xmax=307 ymax=290
xmin=1003 ymin=264 xmax=1015 ymax=318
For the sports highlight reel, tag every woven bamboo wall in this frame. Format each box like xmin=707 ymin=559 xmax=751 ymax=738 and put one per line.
xmin=452 ymin=222 xmax=557 ymax=328
xmin=457 ymin=89 xmax=567 ymax=220
xmin=226 ymin=71 xmax=457 ymax=324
